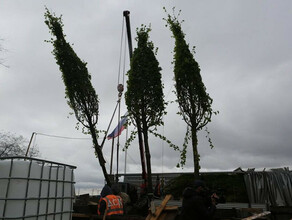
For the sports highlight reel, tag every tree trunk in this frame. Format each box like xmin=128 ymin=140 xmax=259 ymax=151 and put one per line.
xmin=136 ymin=120 xmax=147 ymax=184
xmin=142 ymin=125 xmax=153 ymax=196
xmin=191 ymin=128 xmax=200 ymax=179
xmin=88 ymin=121 xmax=111 ymax=186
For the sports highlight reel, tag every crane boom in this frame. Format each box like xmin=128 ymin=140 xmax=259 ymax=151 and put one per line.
xmin=123 ymin=11 xmax=133 ymax=59
xmin=123 ymin=11 xmax=147 ymax=184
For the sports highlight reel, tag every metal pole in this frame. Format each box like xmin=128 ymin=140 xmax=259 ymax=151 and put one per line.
xmin=100 ymin=100 xmax=120 ymax=148
xmin=25 ymin=132 xmax=35 ymax=157
xmin=110 ymin=138 xmax=115 ymax=175
xmin=116 ymin=96 xmax=122 ymax=183
xmin=124 ymin=127 xmax=128 ymax=175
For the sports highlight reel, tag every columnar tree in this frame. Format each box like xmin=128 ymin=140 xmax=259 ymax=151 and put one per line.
xmin=125 ymin=25 xmax=166 ymax=194
xmin=165 ymin=12 xmax=215 ymax=179
xmin=44 ymin=9 xmax=111 ymax=186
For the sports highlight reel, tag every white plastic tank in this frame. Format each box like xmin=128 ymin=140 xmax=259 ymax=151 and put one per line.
xmin=0 ymin=157 xmax=76 ymax=220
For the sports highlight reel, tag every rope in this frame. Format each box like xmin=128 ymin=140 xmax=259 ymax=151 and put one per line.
xmin=126 ymin=152 xmax=139 ymax=166
xmin=35 ymin=132 xmax=91 ymax=140
xmin=112 ymin=14 xmax=129 ymax=182
xmin=122 ymin=31 xmax=127 ymax=85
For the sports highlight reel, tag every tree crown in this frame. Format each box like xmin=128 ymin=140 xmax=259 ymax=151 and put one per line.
xmin=45 ymin=9 xmax=99 ymax=130
xmin=165 ymin=11 xmax=214 ymax=130
xmin=125 ymin=25 xmax=166 ymax=130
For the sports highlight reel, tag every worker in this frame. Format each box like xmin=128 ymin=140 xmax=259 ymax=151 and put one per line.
xmin=98 ymin=184 xmax=124 ymax=217
xmin=154 ymin=176 xmax=161 ymax=198
xmin=140 ymin=182 xmax=147 ymax=196
xmin=180 ymin=180 xmax=218 ymax=220
xmin=161 ymin=177 xmax=165 ymax=197
xmin=111 ymin=184 xmax=131 ymax=214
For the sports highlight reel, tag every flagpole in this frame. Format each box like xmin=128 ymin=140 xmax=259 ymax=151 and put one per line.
xmin=116 ymin=105 xmax=121 ymax=183
xmin=124 ymin=127 xmax=128 ymax=175
xmin=116 ymin=84 xmax=123 ymax=183
xmin=110 ymin=137 xmax=115 ymax=175
xmin=100 ymin=100 xmax=119 ymax=148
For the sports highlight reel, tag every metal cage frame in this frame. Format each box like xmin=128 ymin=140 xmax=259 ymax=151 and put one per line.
xmin=0 ymin=156 xmax=76 ymax=220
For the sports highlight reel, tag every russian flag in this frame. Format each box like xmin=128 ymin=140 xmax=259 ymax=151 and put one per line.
xmin=107 ymin=113 xmax=128 ymax=140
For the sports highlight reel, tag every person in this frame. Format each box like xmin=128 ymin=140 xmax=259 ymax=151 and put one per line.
xmin=111 ymin=184 xmax=131 ymax=214
xmin=160 ymin=177 xmax=165 ymax=197
xmin=180 ymin=180 xmax=218 ymax=220
xmin=154 ymin=176 xmax=162 ymax=198
xmin=98 ymin=184 xmax=124 ymax=217
xmin=140 ymin=182 xmax=147 ymax=196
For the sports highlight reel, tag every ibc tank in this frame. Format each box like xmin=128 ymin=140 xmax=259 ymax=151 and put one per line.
xmin=0 ymin=157 xmax=76 ymax=220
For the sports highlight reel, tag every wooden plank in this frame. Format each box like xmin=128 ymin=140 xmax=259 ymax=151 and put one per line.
xmin=163 ymin=206 xmax=178 ymax=211
xmin=241 ymin=211 xmax=271 ymax=220
xmin=147 ymin=195 xmax=172 ymax=220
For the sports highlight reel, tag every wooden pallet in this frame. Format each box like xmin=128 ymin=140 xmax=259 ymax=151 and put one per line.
xmin=145 ymin=195 xmax=271 ymax=220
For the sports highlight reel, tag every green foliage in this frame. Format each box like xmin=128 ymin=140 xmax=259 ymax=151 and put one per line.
xmin=205 ymin=127 xmax=214 ymax=149
xmin=125 ymin=25 xmax=166 ymax=130
xmin=176 ymin=125 xmax=191 ymax=168
xmin=164 ymin=174 xmax=193 ymax=199
xmin=164 ymin=8 xmax=217 ymax=176
xmin=149 ymin=130 xmax=179 ymax=151
xmin=123 ymin=130 xmax=138 ymax=150
xmin=164 ymin=10 xmax=213 ymax=130
xmin=164 ymin=173 xmax=249 ymax=202
xmin=201 ymin=173 xmax=249 ymax=202
xmin=44 ymin=9 xmax=111 ymax=186
xmin=125 ymin=25 xmax=166 ymax=193
xmin=149 ymin=130 xmax=181 ymax=166
xmin=44 ymin=8 xmax=99 ymax=131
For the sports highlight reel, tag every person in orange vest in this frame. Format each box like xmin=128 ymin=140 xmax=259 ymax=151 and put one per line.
xmin=111 ymin=184 xmax=131 ymax=214
xmin=98 ymin=184 xmax=124 ymax=217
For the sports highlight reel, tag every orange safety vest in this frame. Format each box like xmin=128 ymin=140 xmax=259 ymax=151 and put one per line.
xmin=100 ymin=195 xmax=124 ymax=216
xmin=97 ymin=197 xmax=103 ymax=215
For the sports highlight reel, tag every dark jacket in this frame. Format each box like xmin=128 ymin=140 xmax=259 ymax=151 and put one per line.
xmin=98 ymin=185 xmax=113 ymax=215
xmin=180 ymin=187 xmax=216 ymax=220
xmin=101 ymin=185 xmax=112 ymax=198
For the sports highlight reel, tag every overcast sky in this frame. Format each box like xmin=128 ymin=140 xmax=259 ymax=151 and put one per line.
xmin=1 ymin=0 xmax=292 ymax=193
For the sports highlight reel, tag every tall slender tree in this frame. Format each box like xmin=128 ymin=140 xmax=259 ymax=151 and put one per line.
xmin=125 ymin=25 xmax=166 ymax=194
xmin=44 ymin=9 xmax=111 ymax=186
xmin=165 ymin=11 xmax=216 ymax=179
